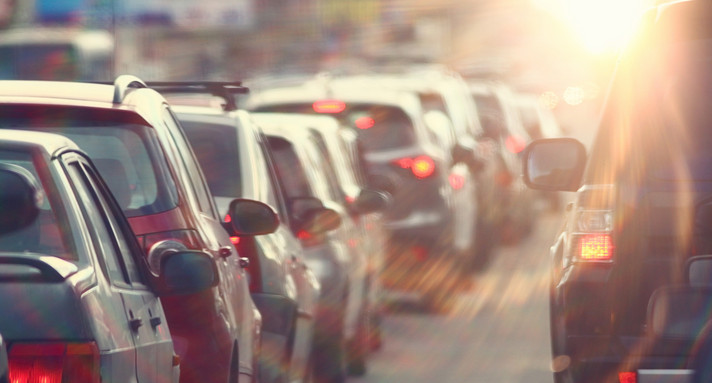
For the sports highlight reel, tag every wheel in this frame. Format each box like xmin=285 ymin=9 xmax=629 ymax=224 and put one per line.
xmin=347 ymin=308 xmax=370 ymax=376
xmin=311 ymin=309 xmax=347 ymax=383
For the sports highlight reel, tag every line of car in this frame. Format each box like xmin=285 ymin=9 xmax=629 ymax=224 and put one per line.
xmin=0 ymin=63 xmax=559 ymax=383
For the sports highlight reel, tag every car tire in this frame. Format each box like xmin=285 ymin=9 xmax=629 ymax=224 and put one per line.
xmin=312 ymin=309 xmax=347 ymax=383
xmin=347 ymin=308 xmax=370 ymax=376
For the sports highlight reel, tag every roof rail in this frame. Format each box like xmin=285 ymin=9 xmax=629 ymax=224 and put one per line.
xmin=147 ymin=81 xmax=248 ymax=111
xmin=113 ymin=75 xmax=147 ymax=104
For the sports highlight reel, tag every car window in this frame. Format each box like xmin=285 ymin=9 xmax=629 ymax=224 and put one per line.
xmin=181 ymin=119 xmax=242 ymax=198
xmin=254 ymin=103 xmax=418 ymax=151
xmin=0 ymin=149 xmax=74 ymax=259
xmin=267 ymin=136 xmax=313 ymax=199
xmin=588 ymin=40 xmax=712 ymax=183
xmin=162 ymin=108 xmax=216 ymax=216
xmin=0 ymin=121 xmax=179 ymax=217
xmin=66 ymin=160 xmax=146 ymax=287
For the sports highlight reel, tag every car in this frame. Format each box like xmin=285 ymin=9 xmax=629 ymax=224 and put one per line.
xmin=292 ymin=112 xmax=391 ymax=351
xmin=0 ymin=27 xmax=114 ymax=81
xmin=522 ymin=1 xmax=712 ymax=381
xmin=254 ymin=113 xmax=371 ymax=382
xmin=332 ymin=69 xmax=498 ymax=269
xmin=247 ymin=77 xmax=471 ymax=311
xmin=0 ymin=76 xmax=265 ymax=383
xmin=157 ymin=82 xmax=321 ymax=383
xmin=470 ymin=80 xmax=538 ymax=245
xmin=0 ymin=130 xmax=218 ymax=383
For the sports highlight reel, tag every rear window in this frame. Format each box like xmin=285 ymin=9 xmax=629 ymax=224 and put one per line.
xmin=253 ymin=103 xmax=417 ymax=151
xmin=0 ymin=110 xmax=179 ymax=217
xmin=180 ymin=120 xmax=242 ymax=198
xmin=0 ymin=150 xmax=75 ymax=260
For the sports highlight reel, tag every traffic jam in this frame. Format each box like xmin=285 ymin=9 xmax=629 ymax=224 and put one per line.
xmin=1 ymin=1 xmax=712 ymax=383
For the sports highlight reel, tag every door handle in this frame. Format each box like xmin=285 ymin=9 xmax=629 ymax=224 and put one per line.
xmin=239 ymin=257 xmax=250 ymax=268
xmin=129 ymin=318 xmax=143 ymax=332
xmin=150 ymin=316 xmax=162 ymax=328
xmin=219 ymin=246 xmax=233 ymax=258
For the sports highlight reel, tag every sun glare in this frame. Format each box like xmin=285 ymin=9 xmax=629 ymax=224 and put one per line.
xmin=532 ymin=0 xmax=649 ymax=54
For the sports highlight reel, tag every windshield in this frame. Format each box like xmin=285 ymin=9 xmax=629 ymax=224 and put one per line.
xmin=0 ymin=149 xmax=75 ymax=259
xmin=255 ymin=103 xmax=417 ymax=152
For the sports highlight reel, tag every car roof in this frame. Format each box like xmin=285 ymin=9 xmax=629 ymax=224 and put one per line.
xmin=0 ymin=129 xmax=80 ymax=155
xmin=251 ymin=113 xmax=325 ymax=143
xmin=0 ymin=79 xmax=165 ymax=125
xmin=247 ymin=76 xmax=422 ymax=114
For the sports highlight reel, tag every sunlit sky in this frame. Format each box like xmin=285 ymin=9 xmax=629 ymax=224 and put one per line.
xmin=530 ymin=0 xmax=655 ymax=54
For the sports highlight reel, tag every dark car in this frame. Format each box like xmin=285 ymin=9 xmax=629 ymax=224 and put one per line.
xmin=165 ymin=89 xmax=321 ymax=383
xmin=522 ymin=2 xmax=712 ymax=382
xmin=0 ymin=77 xmax=266 ymax=383
xmin=247 ymin=79 xmax=471 ymax=311
xmin=0 ymin=130 xmax=217 ymax=383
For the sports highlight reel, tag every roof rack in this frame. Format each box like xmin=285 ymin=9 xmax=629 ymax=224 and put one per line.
xmin=112 ymin=75 xmax=147 ymax=104
xmin=146 ymin=81 xmax=249 ymax=111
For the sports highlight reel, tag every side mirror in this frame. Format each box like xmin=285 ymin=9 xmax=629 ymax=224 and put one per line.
xmin=156 ymin=250 xmax=219 ymax=296
xmin=352 ymin=189 xmax=391 ymax=214
xmin=227 ymin=198 xmax=279 ymax=236
xmin=0 ymin=166 xmax=40 ymax=236
xmin=288 ymin=196 xmax=341 ymax=234
xmin=300 ymin=207 xmax=342 ymax=235
xmin=522 ymin=138 xmax=586 ymax=192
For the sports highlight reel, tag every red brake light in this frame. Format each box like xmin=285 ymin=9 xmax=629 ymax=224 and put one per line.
xmin=619 ymin=372 xmax=637 ymax=383
xmin=355 ymin=116 xmax=375 ymax=130
xmin=393 ymin=156 xmax=435 ymax=179
xmin=230 ymin=236 xmax=240 ymax=245
xmin=449 ymin=174 xmax=465 ymax=190
xmin=578 ymin=234 xmax=614 ymax=261
xmin=296 ymin=229 xmax=325 ymax=247
xmin=505 ymin=135 xmax=527 ymax=154
xmin=313 ymin=100 xmax=346 ymax=114
xmin=224 ymin=214 xmax=232 ymax=223
xmin=9 ymin=342 xmax=100 ymax=383
xmin=411 ymin=156 xmax=435 ymax=179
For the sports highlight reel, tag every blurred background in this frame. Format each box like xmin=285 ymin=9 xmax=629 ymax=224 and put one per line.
xmin=0 ymin=0 xmax=663 ymax=141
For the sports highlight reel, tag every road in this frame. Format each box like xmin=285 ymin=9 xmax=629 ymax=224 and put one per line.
xmin=352 ymin=209 xmax=564 ymax=383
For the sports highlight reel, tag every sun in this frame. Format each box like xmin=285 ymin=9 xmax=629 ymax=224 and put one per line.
xmin=532 ymin=0 xmax=651 ymax=54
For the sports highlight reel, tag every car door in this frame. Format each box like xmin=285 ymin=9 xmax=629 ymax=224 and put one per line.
xmin=256 ymin=131 xmax=318 ymax=381
xmin=64 ymin=154 xmax=175 ymax=383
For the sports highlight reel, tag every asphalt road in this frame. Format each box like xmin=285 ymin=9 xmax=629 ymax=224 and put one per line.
xmin=352 ymin=208 xmax=565 ymax=383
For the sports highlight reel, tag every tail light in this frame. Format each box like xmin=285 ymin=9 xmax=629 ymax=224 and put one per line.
xmin=619 ymin=372 xmax=637 ymax=383
xmin=393 ymin=155 xmax=435 ymax=179
xmin=571 ymin=186 xmax=616 ymax=262
xmin=9 ymin=342 xmax=100 ymax=383
xmin=449 ymin=174 xmax=465 ymax=190
xmin=297 ymin=229 xmax=326 ymax=248
xmin=505 ymin=135 xmax=527 ymax=154
xmin=313 ymin=100 xmax=346 ymax=114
